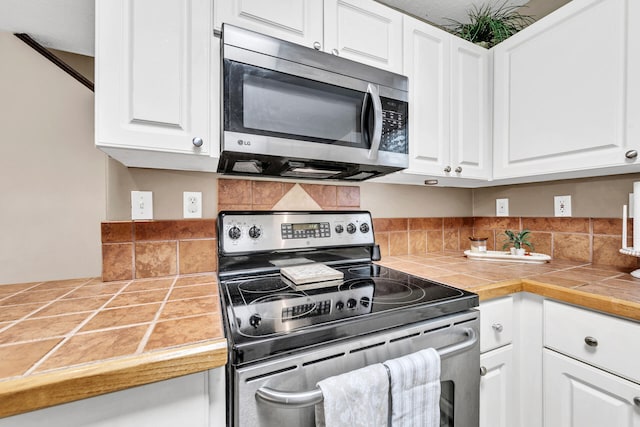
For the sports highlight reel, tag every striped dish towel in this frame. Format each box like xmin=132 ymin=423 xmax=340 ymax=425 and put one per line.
xmin=383 ymin=348 xmax=441 ymax=427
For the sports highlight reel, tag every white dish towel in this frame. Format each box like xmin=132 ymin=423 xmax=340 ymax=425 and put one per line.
xmin=383 ymin=348 xmax=441 ymax=427
xmin=315 ymin=363 xmax=389 ymax=427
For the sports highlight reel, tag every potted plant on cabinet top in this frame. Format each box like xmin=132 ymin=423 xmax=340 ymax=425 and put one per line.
xmin=502 ymin=229 xmax=534 ymax=256
xmin=445 ymin=0 xmax=534 ymax=48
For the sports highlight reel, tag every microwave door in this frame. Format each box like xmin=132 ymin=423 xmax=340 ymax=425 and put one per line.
xmin=361 ymin=84 xmax=383 ymax=160
xmin=224 ymin=60 xmax=371 ymax=152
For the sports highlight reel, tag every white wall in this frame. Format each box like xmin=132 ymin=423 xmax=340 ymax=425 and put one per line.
xmin=0 ymin=31 xmax=105 ymax=285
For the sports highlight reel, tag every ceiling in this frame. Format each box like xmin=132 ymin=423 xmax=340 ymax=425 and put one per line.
xmin=0 ymin=0 xmax=94 ymax=56
xmin=376 ymin=0 xmax=529 ymax=27
xmin=0 ymin=0 xmax=568 ymax=58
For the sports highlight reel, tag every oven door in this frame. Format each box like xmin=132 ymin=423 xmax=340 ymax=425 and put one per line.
xmin=230 ymin=311 xmax=480 ymax=427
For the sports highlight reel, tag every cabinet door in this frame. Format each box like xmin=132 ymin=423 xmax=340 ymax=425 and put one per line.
xmin=543 ymin=350 xmax=640 ymax=427
xmin=323 ymin=0 xmax=403 ymax=73
xmin=628 ymin=0 xmax=640 ymax=153
xmin=96 ymin=0 xmax=211 ymax=160
xmin=214 ymin=0 xmax=323 ymax=50
xmin=493 ymin=0 xmax=635 ymax=180
xmin=450 ymin=38 xmax=492 ymax=180
xmin=480 ymin=345 xmax=515 ymax=427
xmin=0 ymin=372 xmax=211 ymax=427
xmin=402 ymin=15 xmax=450 ymax=175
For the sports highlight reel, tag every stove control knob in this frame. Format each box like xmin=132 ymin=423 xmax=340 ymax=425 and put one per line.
xmin=346 ymin=223 xmax=357 ymax=234
xmin=347 ymin=298 xmax=357 ymax=309
xmin=249 ymin=314 xmax=262 ymax=328
xmin=359 ymin=223 xmax=370 ymax=233
xmin=248 ymin=225 xmax=262 ymax=239
xmin=336 ymin=301 xmax=344 ymax=310
xmin=360 ymin=296 xmax=370 ymax=308
xmin=335 ymin=224 xmax=344 ymax=234
xmin=228 ymin=226 xmax=242 ymax=240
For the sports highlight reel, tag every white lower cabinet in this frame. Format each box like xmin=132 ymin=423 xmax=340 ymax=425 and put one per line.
xmin=480 ymin=345 xmax=515 ymax=427
xmin=479 ymin=296 xmax=517 ymax=427
xmin=543 ymin=349 xmax=640 ymax=427
xmin=543 ymin=299 xmax=640 ymax=427
xmin=0 ymin=369 xmax=226 ymax=427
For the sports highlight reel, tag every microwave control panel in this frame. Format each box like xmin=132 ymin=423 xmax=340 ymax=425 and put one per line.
xmin=380 ymin=97 xmax=408 ymax=154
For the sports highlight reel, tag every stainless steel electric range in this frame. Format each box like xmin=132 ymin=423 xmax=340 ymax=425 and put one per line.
xmin=217 ymin=210 xmax=480 ymax=427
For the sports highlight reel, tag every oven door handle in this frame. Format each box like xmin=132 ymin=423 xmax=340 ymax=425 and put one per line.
xmin=255 ymin=327 xmax=478 ymax=408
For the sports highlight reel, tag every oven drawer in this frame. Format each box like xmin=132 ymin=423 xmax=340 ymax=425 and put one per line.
xmin=544 ymin=299 xmax=640 ymax=383
xmin=479 ymin=296 xmax=513 ymax=353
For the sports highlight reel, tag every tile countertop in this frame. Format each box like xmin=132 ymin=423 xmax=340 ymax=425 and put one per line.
xmin=0 ymin=273 xmax=226 ymax=419
xmin=2 ymin=252 xmax=640 ymax=418
xmin=377 ymin=252 xmax=640 ymax=321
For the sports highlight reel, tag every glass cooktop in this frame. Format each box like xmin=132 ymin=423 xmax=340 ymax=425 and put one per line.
xmin=219 ymin=263 xmax=478 ymax=365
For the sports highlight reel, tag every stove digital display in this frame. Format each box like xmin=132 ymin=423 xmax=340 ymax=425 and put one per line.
xmin=281 ymin=222 xmax=330 ymax=239
xmin=292 ymin=223 xmax=319 ymax=231
xmin=282 ymin=299 xmax=331 ymax=321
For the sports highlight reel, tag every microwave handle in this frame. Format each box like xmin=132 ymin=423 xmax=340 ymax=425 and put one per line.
xmin=362 ymin=84 xmax=383 ymax=160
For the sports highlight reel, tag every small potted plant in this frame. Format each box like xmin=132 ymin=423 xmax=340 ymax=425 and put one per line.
xmin=502 ymin=229 xmax=534 ymax=256
xmin=445 ymin=1 xmax=534 ymax=48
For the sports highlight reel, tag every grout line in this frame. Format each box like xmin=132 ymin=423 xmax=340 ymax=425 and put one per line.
xmin=0 ymin=282 xmax=45 ymax=304
xmin=23 ymin=280 xmax=134 ymax=376
xmin=0 ymin=279 xmax=96 ymax=334
xmin=136 ymin=276 xmax=179 ymax=354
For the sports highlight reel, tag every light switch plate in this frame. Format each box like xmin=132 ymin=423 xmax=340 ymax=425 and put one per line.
xmin=131 ymin=191 xmax=153 ymax=220
xmin=554 ymin=195 xmax=572 ymax=217
xmin=496 ymin=198 xmax=509 ymax=217
xmin=183 ymin=191 xmax=202 ymax=218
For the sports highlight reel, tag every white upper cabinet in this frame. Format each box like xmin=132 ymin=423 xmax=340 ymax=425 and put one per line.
xmin=214 ymin=0 xmax=403 ymax=73
xmin=96 ymin=0 xmax=218 ymax=171
xmin=213 ymin=0 xmax=324 ymax=49
xmin=450 ymin=38 xmax=492 ymax=180
xmin=628 ymin=0 xmax=640 ymax=152
xmin=402 ymin=16 xmax=451 ymax=176
xmin=323 ymin=0 xmax=403 ymax=72
xmin=493 ymin=0 xmax=640 ymax=181
xmin=400 ymin=16 xmax=491 ymax=182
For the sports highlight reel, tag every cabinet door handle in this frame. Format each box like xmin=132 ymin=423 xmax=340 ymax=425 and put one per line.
xmin=455 ymin=166 xmax=462 ymax=173
xmin=492 ymin=323 xmax=503 ymax=333
xmin=444 ymin=166 xmax=451 ymax=173
xmin=331 ymin=48 xmax=339 ymax=56
xmin=625 ymin=150 xmax=638 ymax=159
xmin=584 ymin=336 xmax=598 ymax=347
xmin=192 ymin=137 xmax=204 ymax=147
xmin=634 ymin=397 xmax=640 ymax=407
xmin=480 ymin=366 xmax=487 ymax=376
xmin=313 ymin=41 xmax=321 ymax=50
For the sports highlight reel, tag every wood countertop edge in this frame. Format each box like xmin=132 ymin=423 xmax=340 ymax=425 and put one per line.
xmin=0 ymin=338 xmax=227 ymax=419
xmin=473 ymin=279 xmax=640 ymax=322
xmin=521 ymin=279 xmax=640 ymax=322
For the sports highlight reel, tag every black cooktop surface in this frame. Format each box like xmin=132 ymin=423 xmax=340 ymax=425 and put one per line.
xmin=219 ymin=263 xmax=478 ymax=365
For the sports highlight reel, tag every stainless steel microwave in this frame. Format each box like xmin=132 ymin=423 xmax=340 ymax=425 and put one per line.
xmin=217 ymin=24 xmax=409 ymax=181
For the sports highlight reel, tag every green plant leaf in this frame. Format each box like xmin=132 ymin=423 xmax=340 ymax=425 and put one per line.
xmin=444 ymin=0 xmax=534 ymax=48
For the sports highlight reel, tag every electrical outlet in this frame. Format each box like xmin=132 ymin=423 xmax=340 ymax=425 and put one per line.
xmin=554 ymin=195 xmax=572 ymax=217
xmin=183 ymin=191 xmax=202 ymax=218
xmin=131 ymin=191 xmax=153 ymax=220
xmin=496 ymin=198 xmax=509 ymax=217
